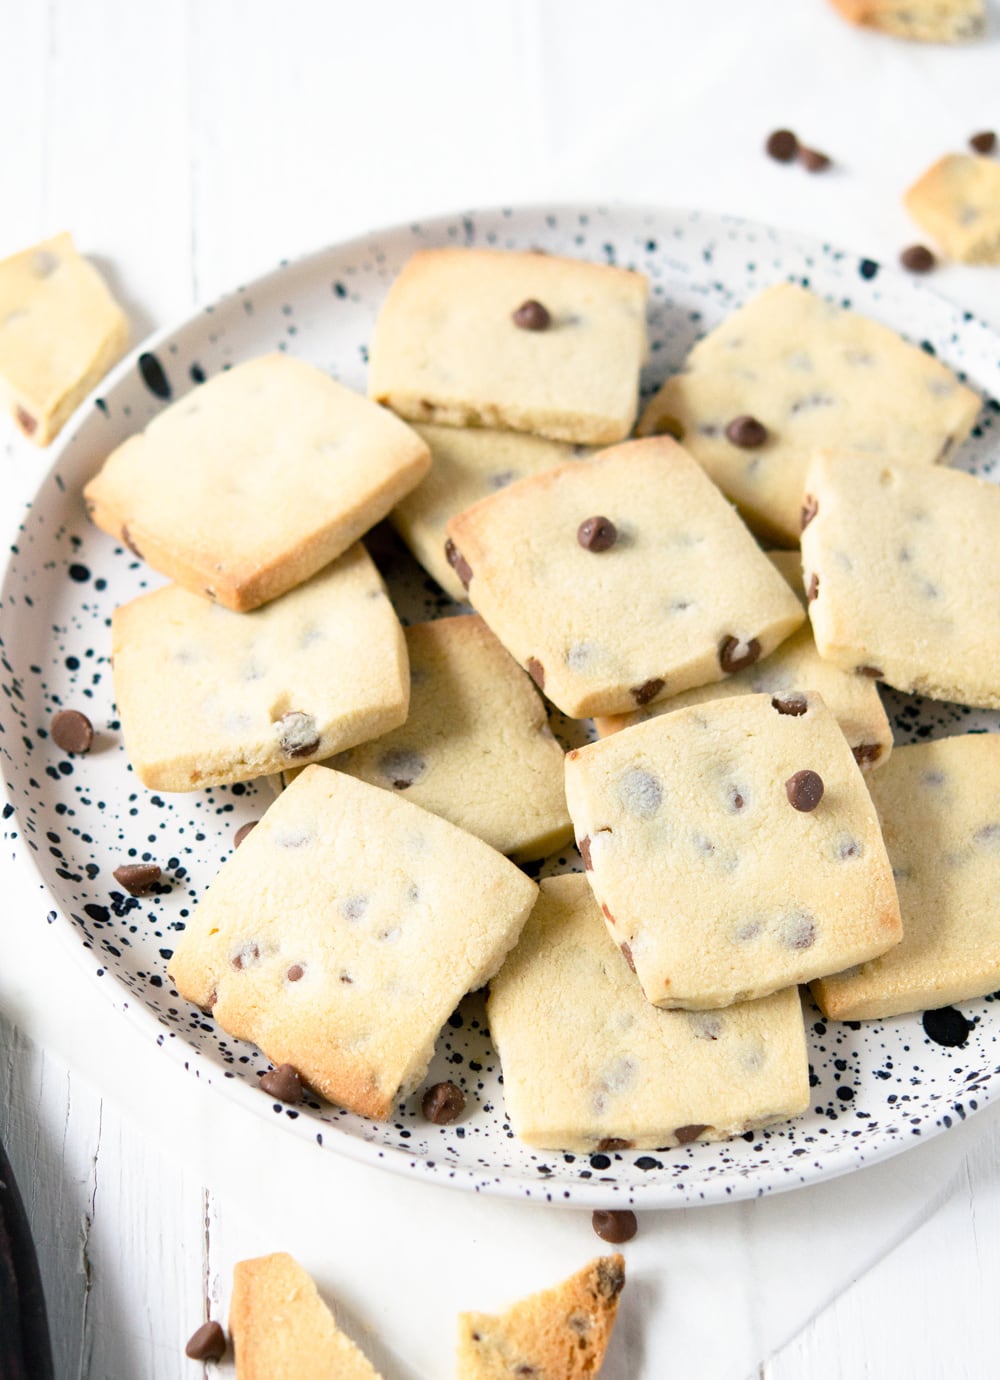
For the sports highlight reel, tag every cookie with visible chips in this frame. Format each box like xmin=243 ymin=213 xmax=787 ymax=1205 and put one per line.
xmin=905 ymin=154 xmax=1000 ymax=263
xmin=829 ymin=0 xmax=985 ymax=42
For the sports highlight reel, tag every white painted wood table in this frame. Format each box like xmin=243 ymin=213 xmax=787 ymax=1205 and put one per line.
xmin=2 ymin=3 xmax=1000 ymax=1377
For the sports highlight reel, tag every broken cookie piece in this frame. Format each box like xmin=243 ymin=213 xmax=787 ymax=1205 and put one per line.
xmin=905 ymin=154 xmax=1000 ymax=263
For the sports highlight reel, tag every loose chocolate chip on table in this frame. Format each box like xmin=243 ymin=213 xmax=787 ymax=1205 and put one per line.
xmin=771 ymin=694 xmax=808 ymax=717
xmin=799 ymin=146 xmax=831 ymax=173
xmin=800 ymin=493 xmax=818 ymax=530
xmin=969 ymin=130 xmax=996 ymax=154
xmin=765 ymin=129 xmax=799 ymax=162
xmin=512 ymin=299 xmax=551 ymax=331
xmin=631 ymin=677 xmax=665 ymax=706
xmin=15 ymin=405 xmax=37 ymax=436
xmin=185 ymin=1320 xmax=227 ymax=1362
xmin=674 ymin=1123 xmax=710 ymax=1144
xmin=113 ymin=862 xmax=162 ymax=895
xmin=785 ymin=769 xmax=825 ymax=812
xmin=526 ymin=657 xmax=545 ymax=690
xmin=51 ymin=708 xmax=94 ymax=754
xmin=276 ymin=710 xmax=320 ymax=759
xmin=900 ymin=244 xmax=935 ymax=274
xmin=852 ymin=743 xmax=882 ymax=768
xmin=577 ymin=515 xmax=618 ymax=552
xmin=592 ymin=1209 xmax=638 ymax=1244
xmin=233 ymin=821 xmax=258 ymax=848
xmin=724 ymin=415 xmax=768 ymax=448
xmin=719 ymin=636 xmax=761 ymax=673
xmin=444 ymin=538 xmax=473 ymax=589
xmin=422 ymin=1081 xmax=466 ymax=1124
xmin=260 ymin=1063 xmax=303 ymax=1104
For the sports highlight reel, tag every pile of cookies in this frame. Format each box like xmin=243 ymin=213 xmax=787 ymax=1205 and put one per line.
xmin=78 ymin=244 xmax=1000 ymax=1156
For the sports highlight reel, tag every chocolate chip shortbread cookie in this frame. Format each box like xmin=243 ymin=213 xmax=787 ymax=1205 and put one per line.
xmin=637 ymin=282 xmax=980 ymax=545
xmin=445 ymin=437 xmax=804 ymax=719
xmin=488 ymin=875 xmax=810 ymax=1152
xmin=564 ymin=693 xmax=901 ymax=1010
xmin=830 ymin=0 xmax=985 ymax=42
xmin=169 ymin=766 xmax=537 ymax=1119
xmin=112 ymin=544 xmax=408 ymax=790
xmin=905 ymin=154 xmax=1000 ymax=263
xmin=84 ymin=353 xmax=430 ymax=610
xmin=369 ymin=247 xmax=648 ymax=445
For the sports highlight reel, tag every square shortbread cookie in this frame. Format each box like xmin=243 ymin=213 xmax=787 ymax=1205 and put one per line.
xmin=801 ymin=451 xmax=1000 ymax=708
xmin=302 ymin=614 xmax=572 ymax=861
xmin=168 ymin=766 xmax=538 ymax=1119
xmin=830 ymin=0 xmax=985 ymax=40
xmin=594 ymin=550 xmax=892 ymax=772
xmin=112 ymin=544 xmax=408 ymax=790
xmin=0 ymin=231 xmax=128 ymax=444
xmin=813 ymin=735 xmax=1000 ymax=1020
xmin=564 ymin=693 xmax=902 ymax=1010
xmin=488 ymin=874 xmax=810 ymax=1152
xmin=368 ymin=248 xmax=648 ymax=445
xmin=391 ymin=423 xmax=583 ymax=601
xmin=444 ymin=437 xmax=804 ymax=719
xmin=84 ymin=353 xmax=430 ymax=611
xmin=905 ymin=155 xmax=1000 ymax=263
xmin=637 ymin=282 xmax=981 ymax=545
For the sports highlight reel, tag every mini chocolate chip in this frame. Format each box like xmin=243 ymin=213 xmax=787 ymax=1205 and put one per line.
xmin=852 ymin=743 xmax=882 ymax=768
xmin=807 ymin=572 xmax=819 ymax=602
xmin=900 ymin=244 xmax=935 ymax=274
xmin=620 ymin=942 xmax=636 ymax=972
xmin=595 ymin=1256 xmax=626 ymax=1299
xmin=719 ymin=636 xmax=761 ymax=673
xmin=579 ymin=835 xmax=593 ymax=870
xmin=783 ymin=911 xmax=816 ymax=949
xmin=51 ymin=708 xmax=94 ymax=754
xmin=512 ymin=299 xmax=550 ymax=330
xmin=14 ymin=405 xmax=37 ymax=436
xmin=592 ymin=1209 xmax=638 ymax=1244
xmin=596 ymin=1138 xmax=634 ymax=1153
xmin=724 ymin=415 xmax=768 ymax=448
xmin=786 ymin=769 xmax=824 ymax=812
xmin=233 ymin=821 xmax=258 ymax=848
xmin=444 ymin=537 xmax=473 ymax=589
xmin=765 ymin=128 xmax=798 ymax=162
xmin=969 ymin=130 xmax=996 ymax=154
xmin=674 ymin=1123 xmax=710 ymax=1144
xmin=260 ymin=1063 xmax=302 ymax=1104
xmin=526 ymin=657 xmax=545 ymax=690
xmin=577 ymin=516 xmax=618 ymax=552
xmin=231 ymin=941 xmax=260 ymax=971
xmin=652 ymin=413 xmax=685 ymax=441
xmin=771 ymin=694 xmax=808 ymax=716
xmin=799 ymin=146 xmax=831 ymax=173
xmin=378 ymin=747 xmax=426 ymax=790
xmin=856 ymin=665 xmax=883 ymax=678
xmin=185 ymin=1320 xmax=227 ymax=1362
xmin=800 ymin=494 xmax=818 ymax=530
xmin=631 ymin=677 xmax=665 ymax=706
xmin=422 ymin=1081 xmax=466 ymax=1124
xmin=113 ymin=862 xmax=162 ymax=895
xmin=287 ymin=964 xmax=304 ymax=982
xmin=277 ymin=710 xmax=320 ymax=758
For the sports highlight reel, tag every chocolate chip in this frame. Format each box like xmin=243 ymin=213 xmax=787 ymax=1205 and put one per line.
xmin=620 ymin=942 xmax=636 ymax=972
xmin=619 ymin=767 xmax=662 ymax=817
xmin=969 ymin=130 xmax=996 ymax=154
xmin=287 ymin=964 xmax=304 ymax=982
xmin=900 ymin=244 xmax=935 ymax=274
xmin=807 ymin=572 xmax=819 ymax=602
xmin=596 ymin=1137 xmax=634 ymax=1153
xmin=786 ymin=769 xmax=824 ymax=812
xmin=674 ymin=1123 xmax=710 ymax=1144
xmin=724 ymin=415 xmax=768 ymax=448
xmin=14 ymin=405 xmax=37 ymax=436
xmin=856 ymin=665 xmax=883 ymax=679
xmin=765 ymin=129 xmax=798 ymax=162
xmin=852 ymin=743 xmax=882 ymax=768
xmin=51 ymin=708 xmax=94 ymax=754
xmin=595 ymin=1256 xmax=626 ymax=1299
xmin=185 ymin=1320 xmax=227 ymax=1362
xmin=651 ymin=413 xmax=685 ymax=441
xmin=231 ymin=941 xmax=260 ymax=971
xmin=526 ymin=657 xmax=545 ymax=690
xmin=577 ymin=516 xmax=618 ymax=552
xmin=444 ymin=538 xmax=473 ymax=589
xmin=800 ymin=494 xmax=818 ymax=530
xmin=422 ymin=1081 xmax=465 ymax=1124
xmin=579 ymin=835 xmax=593 ymax=870
xmin=631 ymin=677 xmax=665 ymax=706
xmin=378 ymin=747 xmax=426 ymax=790
xmin=260 ymin=1063 xmax=302 ymax=1104
xmin=771 ymin=694 xmax=808 ymax=716
xmin=276 ymin=710 xmax=320 ymax=758
xmin=233 ymin=821 xmax=258 ymax=848
xmin=512 ymin=299 xmax=550 ymax=331
xmin=782 ymin=911 xmax=816 ymax=949
xmin=719 ymin=636 xmax=761 ymax=673
xmin=592 ymin=1209 xmax=638 ymax=1244
xmin=799 ymin=146 xmax=831 ymax=173
xmin=113 ymin=862 xmax=162 ymax=895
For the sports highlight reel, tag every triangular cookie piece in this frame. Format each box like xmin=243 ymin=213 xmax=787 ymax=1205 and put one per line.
xmin=457 ymin=1255 xmax=625 ymax=1379
xmin=230 ymin=1253 xmax=383 ymax=1379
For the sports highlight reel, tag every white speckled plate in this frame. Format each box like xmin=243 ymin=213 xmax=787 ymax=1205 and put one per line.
xmin=1 ymin=206 xmax=999 ymax=1208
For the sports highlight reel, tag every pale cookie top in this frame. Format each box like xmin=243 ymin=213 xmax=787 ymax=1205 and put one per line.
xmin=564 ymin=693 xmax=901 ymax=1010
xmin=230 ymin=1253 xmax=383 ymax=1380
xmin=445 ymin=437 xmax=804 ymax=719
xmin=0 ymin=231 xmax=128 ymax=444
xmin=84 ymin=353 xmax=430 ymax=611
xmin=391 ymin=423 xmax=584 ymax=601
xmin=168 ymin=766 xmax=538 ymax=1119
xmin=595 ymin=550 xmax=892 ymax=772
xmin=456 ymin=1255 xmax=625 ymax=1380
xmin=637 ymin=282 xmax=981 ymax=545
xmin=829 ymin=0 xmax=984 ymax=41
xmin=112 ymin=543 xmax=408 ymax=791
xmin=488 ymin=874 xmax=810 ymax=1152
xmin=905 ymin=154 xmax=1000 ymax=264
xmin=308 ymin=614 xmax=572 ymax=861
xmin=368 ymin=247 xmax=649 ymax=445
xmin=813 ymin=735 xmax=1000 ymax=1021
xmin=802 ymin=451 xmax=1000 ymax=709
